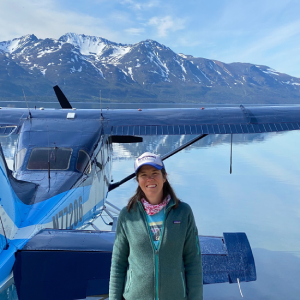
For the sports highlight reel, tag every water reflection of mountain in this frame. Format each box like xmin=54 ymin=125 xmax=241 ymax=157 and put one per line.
xmin=0 ymin=132 xmax=286 ymax=164
xmin=113 ymin=132 xmax=285 ymax=161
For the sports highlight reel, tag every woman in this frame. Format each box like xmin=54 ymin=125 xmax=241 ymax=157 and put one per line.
xmin=109 ymin=152 xmax=203 ymax=300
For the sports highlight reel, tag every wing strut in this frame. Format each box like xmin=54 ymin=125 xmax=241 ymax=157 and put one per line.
xmin=108 ymin=134 xmax=208 ymax=192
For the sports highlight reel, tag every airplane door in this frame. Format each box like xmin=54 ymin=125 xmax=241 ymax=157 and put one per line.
xmin=83 ymin=145 xmax=105 ymax=224
xmin=98 ymin=147 xmax=106 ymax=204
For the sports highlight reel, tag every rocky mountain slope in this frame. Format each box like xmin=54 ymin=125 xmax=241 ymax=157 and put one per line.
xmin=0 ymin=33 xmax=299 ymax=104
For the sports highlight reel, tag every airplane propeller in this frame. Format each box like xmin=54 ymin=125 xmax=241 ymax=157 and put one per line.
xmin=53 ymin=85 xmax=72 ymax=109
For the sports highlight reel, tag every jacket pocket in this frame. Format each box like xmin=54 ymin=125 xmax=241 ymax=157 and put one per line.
xmin=125 ymin=269 xmax=132 ymax=293
xmin=181 ymin=271 xmax=187 ymax=298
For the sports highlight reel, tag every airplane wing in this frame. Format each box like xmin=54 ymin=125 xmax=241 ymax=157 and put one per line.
xmin=1 ymin=105 xmax=300 ymax=136
xmin=103 ymin=105 xmax=300 ymax=135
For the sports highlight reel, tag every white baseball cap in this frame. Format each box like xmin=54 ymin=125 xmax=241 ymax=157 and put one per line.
xmin=134 ymin=152 xmax=165 ymax=174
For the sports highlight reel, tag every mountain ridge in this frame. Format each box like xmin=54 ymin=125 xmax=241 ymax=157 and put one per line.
xmin=0 ymin=33 xmax=299 ymax=104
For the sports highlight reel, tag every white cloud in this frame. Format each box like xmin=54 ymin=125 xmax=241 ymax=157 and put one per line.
xmin=121 ymin=0 xmax=159 ymax=10
xmin=125 ymin=28 xmax=145 ymax=36
xmin=148 ymin=16 xmax=185 ymax=37
xmin=0 ymin=0 xmax=122 ymax=42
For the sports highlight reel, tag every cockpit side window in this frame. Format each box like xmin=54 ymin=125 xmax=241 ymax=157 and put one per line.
xmin=15 ymin=148 xmax=27 ymax=171
xmin=76 ymin=150 xmax=91 ymax=174
xmin=27 ymin=148 xmax=72 ymax=170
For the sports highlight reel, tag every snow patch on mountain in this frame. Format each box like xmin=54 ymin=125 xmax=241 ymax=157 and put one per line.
xmin=283 ymin=81 xmax=300 ymax=86
xmin=178 ymin=53 xmax=194 ymax=59
xmin=146 ymin=51 xmax=170 ymax=80
xmin=37 ymin=46 xmax=62 ymax=58
xmin=59 ymin=33 xmax=133 ymax=63
xmin=128 ymin=67 xmax=135 ymax=81
xmin=178 ymin=53 xmax=187 ymax=58
xmin=199 ymin=69 xmax=211 ymax=83
xmin=88 ymin=60 xmax=105 ymax=78
xmin=256 ymin=65 xmax=281 ymax=76
xmin=173 ymin=57 xmax=187 ymax=81
xmin=0 ymin=34 xmax=38 ymax=54
xmin=60 ymin=33 xmax=108 ymax=56
xmin=109 ymin=46 xmax=132 ymax=59
xmin=222 ymin=66 xmax=233 ymax=77
xmin=235 ymin=80 xmax=244 ymax=85
xmin=193 ymin=74 xmax=201 ymax=83
xmin=210 ymin=62 xmax=222 ymax=76
xmin=70 ymin=66 xmax=82 ymax=73
xmin=263 ymin=68 xmax=279 ymax=76
xmin=0 ymin=39 xmax=20 ymax=53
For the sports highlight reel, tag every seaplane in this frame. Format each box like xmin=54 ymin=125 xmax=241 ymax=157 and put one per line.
xmin=1 ymin=86 xmax=299 ymax=300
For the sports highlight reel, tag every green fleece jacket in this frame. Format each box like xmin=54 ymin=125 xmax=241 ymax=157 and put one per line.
xmin=109 ymin=199 xmax=203 ymax=300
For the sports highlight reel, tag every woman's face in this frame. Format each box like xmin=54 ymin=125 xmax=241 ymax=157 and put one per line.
xmin=137 ymin=165 xmax=166 ymax=204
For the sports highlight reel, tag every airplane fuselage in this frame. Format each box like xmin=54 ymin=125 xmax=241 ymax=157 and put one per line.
xmin=15 ymin=121 xmax=112 ymax=229
xmin=0 ymin=115 xmax=113 ymax=288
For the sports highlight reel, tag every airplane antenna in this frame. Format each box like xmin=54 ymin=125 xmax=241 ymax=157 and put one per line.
xmin=230 ymin=134 xmax=233 ymax=174
xmin=100 ymin=90 xmax=104 ymax=120
xmin=47 ymin=126 xmax=51 ymax=191
xmin=22 ymin=89 xmax=32 ymax=119
xmin=237 ymin=278 xmax=244 ymax=297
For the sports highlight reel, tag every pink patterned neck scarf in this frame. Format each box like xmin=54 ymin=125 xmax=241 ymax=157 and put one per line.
xmin=141 ymin=195 xmax=171 ymax=216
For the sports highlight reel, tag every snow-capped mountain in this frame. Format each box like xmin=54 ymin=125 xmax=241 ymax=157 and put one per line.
xmin=0 ymin=33 xmax=299 ymax=103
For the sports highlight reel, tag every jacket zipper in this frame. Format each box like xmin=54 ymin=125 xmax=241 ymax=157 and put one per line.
xmin=138 ymin=201 xmax=175 ymax=300
xmin=196 ymin=234 xmax=200 ymax=255
xmin=181 ymin=271 xmax=186 ymax=298
xmin=155 ymin=250 xmax=159 ymax=300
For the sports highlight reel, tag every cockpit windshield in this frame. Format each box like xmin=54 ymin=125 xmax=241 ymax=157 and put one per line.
xmin=27 ymin=148 xmax=72 ymax=170
xmin=76 ymin=150 xmax=91 ymax=174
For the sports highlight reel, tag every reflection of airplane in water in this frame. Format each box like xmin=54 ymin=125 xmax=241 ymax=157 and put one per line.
xmin=1 ymin=87 xmax=300 ymax=299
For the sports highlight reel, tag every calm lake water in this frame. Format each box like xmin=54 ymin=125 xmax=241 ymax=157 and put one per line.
xmin=106 ymin=131 xmax=300 ymax=300
xmin=1 ymin=102 xmax=300 ymax=299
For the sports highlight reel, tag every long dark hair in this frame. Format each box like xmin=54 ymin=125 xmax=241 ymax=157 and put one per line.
xmin=127 ymin=168 xmax=180 ymax=211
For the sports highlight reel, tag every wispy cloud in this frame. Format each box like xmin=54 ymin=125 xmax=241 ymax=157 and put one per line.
xmin=213 ymin=19 xmax=300 ymax=75
xmin=125 ymin=27 xmax=145 ymax=36
xmin=148 ymin=16 xmax=185 ymax=37
xmin=0 ymin=0 xmax=122 ymax=42
xmin=120 ymin=0 xmax=159 ymax=10
xmin=240 ymin=21 xmax=300 ymax=58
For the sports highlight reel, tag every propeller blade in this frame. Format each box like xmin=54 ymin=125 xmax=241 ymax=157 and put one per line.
xmin=53 ymin=85 xmax=72 ymax=109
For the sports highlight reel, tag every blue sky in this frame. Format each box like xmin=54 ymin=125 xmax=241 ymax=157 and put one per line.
xmin=0 ymin=0 xmax=300 ymax=77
